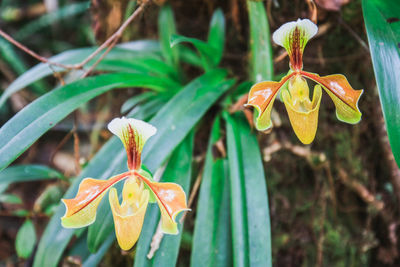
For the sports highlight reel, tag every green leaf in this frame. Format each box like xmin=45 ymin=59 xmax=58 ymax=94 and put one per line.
xmin=224 ymin=112 xmax=272 ymax=267
xmin=0 ymin=165 xmax=64 ymax=185
xmin=15 ymin=2 xmax=90 ymax=41
xmin=0 ymin=37 xmax=46 ymax=94
xmin=362 ymin=0 xmax=400 ymax=167
xmin=67 ymin=231 xmax=92 ymax=261
xmin=34 ymin=185 xmax=64 ymax=214
xmin=33 ymin=69 xmax=233 ymax=267
xmin=207 ymin=9 xmax=226 ymax=66
xmin=170 ymin=34 xmax=218 ymax=70
xmin=177 ymin=46 xmax=203 ymax=67
xmin=0 ymin=193 xmax=22 ymax=204
xmin=0 ymin=37 xmax=26 ymax=74
xmin=13 ymin=209 xmax=30 ymax=217
xmin=15 ymin=220 xmax=37 ymax=259
xmin=169 ymin=9 xmax=224 ymax=71
xmin=191 ymin=117 xmax=232 ymax=267
xmin=121 ymin=92 xmax=155 ymax=114
xmin=97 ymin=57 xmax=180 ymax=82
xmin=158 ymin=4 xmax=179 ymax=71
xmin=127 ymin=97 xmax=168 ymax=121
xmin=134 ymin=131 xmax=194 ymax=267
xmin=247 ymin=0 xmax=273 ymax=82
xmin=142 ymin=77 xmax=235 ymax=172
xmin=118 ymin=40 xmax=161 ymax=53
xmin=83 ymin=234 xmax=114 ymax=267
xmin=0 ymin=41 xmax=160 ymax=107
xmin=0 ymin=72 xmax=176 ymax=171
xmin=0 ymin=183 xmax=9 ymax=194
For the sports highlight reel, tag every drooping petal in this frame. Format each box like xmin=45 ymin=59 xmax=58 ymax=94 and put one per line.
xmin=272 ymin=19 xmax=318 ymax=70
xmin=61 ymin=172 xmax=129 ymax=228
xmin=136 ymin=172 xmax=189 ymax=235
xmin=109 ymin=179 xmax=149 ymax=250
xmin=301 ymin=71 xmax=363 ymax=124
xmin=282 ymin=84 xmax=322 ymax=144
xmin=108 ymin=117 xmax=157 ymax=170
xmin=246 ymin=73 xmax=294 ymax=131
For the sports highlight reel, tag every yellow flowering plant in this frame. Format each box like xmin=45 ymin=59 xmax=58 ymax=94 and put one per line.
xmin=246 ymin=19 xmax=363 ymax=144
xmin=61 ymin=117 xmax=189 ymax=250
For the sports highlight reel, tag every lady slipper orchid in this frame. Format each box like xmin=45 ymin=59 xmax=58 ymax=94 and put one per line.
xmin=246 ymin=18 xmax=363 ymax=144
xmin=61 ymin=117 xmax=189 ymax=250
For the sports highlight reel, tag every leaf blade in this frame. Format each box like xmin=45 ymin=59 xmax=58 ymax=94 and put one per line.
xmin=0 ymin=165 xmax=64 ymax=184
xmin=158 ymin=4 xmax=179 ymax=71
xmin=207 ymin=9 xmax=226 ymax=65
xmin=170 ymin=34 xmax=218 ymax=70
xmin=225 ymin=112 xmax=272 ymax=267
xmin=191 ymin=117 xmax=232 ymax=267
xmin=247 ymin=0 xmax=274 ymax=82
xmin=16 ymin=220 xmax=37 ymax=259
xmin=362 ymin=0 xmax=400 ymax=167
xmin=0 ymin=72 xmax=172 ymax=171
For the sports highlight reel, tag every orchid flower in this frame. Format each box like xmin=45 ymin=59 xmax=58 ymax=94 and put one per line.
xmin=61 ymin=117 xmax=189 ymax=250
xmin=247 ymin=19 xmax=363 ymax=144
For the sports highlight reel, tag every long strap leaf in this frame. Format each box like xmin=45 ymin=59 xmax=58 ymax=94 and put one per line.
xmin=247 ymin=0 xmax=273 ymax=82
xmin=225 ymin=112 xmax=272 ymax=267
xmin=134 ymin=131 xmax=194 ymax=267
xmin=0 ymin=72 xmax=175 ymax=171
xmin=191 ymin=117 xmax=232 ymax=267
xmin=363 ymin=0 xmax=400 ymax=167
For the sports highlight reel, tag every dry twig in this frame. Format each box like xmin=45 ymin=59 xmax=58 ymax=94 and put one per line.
xmin=73 ymin=112 xmax=81 ymax=175
xmin=338 ymin=16 xmax=369 ymax=52
xmin=274 ymin=50 xmax=288 ymax=63
xmin=81 ymin=38 xmax=119 ymax=78
xmin=147 ymin=222 xmax=164 ymax=259
xmin=229 ymin=94 xmax=248 ymax=113
xmin=337 ymin=167 xmax=385 ymax=212
xmin=180 ymin=167 xmax=204 ymax=224
xmin=306 ymin=0 xmax=318 ymax=24
xmin=0 ymin=1 xmax=149 ymax=73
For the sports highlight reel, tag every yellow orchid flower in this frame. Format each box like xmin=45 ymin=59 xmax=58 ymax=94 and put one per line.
xmin=246 ymin=18 xmax=363 ymax=144
xmin=61 ymin=117 xmax=189 ymax=251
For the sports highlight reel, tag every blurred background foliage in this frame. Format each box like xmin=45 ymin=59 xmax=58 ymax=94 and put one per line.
xmin=0 ymin=0 xmax=399 ymax=266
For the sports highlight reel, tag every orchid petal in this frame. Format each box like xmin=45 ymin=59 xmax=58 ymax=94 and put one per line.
xmin=282 ymin=84 xmax=322 ymax=144
xmin=109 ymin=179 xmax=149 ymax=251
xmin=137 ymin=173 xmax=189 ymax=235
xmin=246 ymin=74 xmax=293 ymax=131
xmin=108 ymin=117 xmax=157 ymax=170
xmin=61 ymin=173 xmax=128 ymax=228
xmin=301 ymin=72 xmax=363 ymax=124
xmin=272 ymin=18 xmax=318 ymax=70
xmin=137 ymin=169 xmax=157 ymax=203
